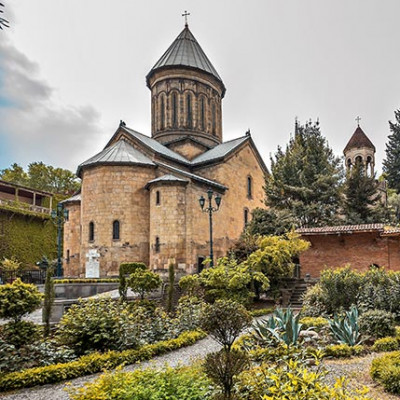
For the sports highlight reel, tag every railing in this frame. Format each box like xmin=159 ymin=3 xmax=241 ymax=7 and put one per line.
xmin=0 ymin=269 xmax=47 ymax=285
xmin=0 ymin=198 xmax=51 ymax=214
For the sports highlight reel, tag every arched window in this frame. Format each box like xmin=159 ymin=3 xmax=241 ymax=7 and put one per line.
xmin=172 ymin=92 xmax=178 ymax=127
xmin=160 ymin=96 xmax=165 ymax=130
xmin=89 ymin=221 xmax=95 ymax=242
xmin=244 ymin=208 xmax=249 ymax=226
xmin=212 ymin=102 xmax=216 ymax=135
xmin=155 ymin=236 xmax=160 ymax=253
xmin=156 ymin=190 xmax=160 ymax=205
xmin=187 ymin=93 xmax=192 ymax=128
xmin=112 ymin=220 xmax=120 ymax=240
xmin=347 ymin=158 xmax=352 ymax=168
xmin=200 ymin=97 xmax=205 ymax=130
xmin=247 ymin=176 xmax=252 ymax=198
xmin=355 ymin=155 xmax=363 ymax=164
xmin=151 ymin=97 xmax=155 ymax=131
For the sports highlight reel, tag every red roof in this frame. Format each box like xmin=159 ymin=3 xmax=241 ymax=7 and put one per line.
xmin=296 ymin=224 xmax=384 ymax=235
xmin=344 ymin=126 xmax=376 ymax=153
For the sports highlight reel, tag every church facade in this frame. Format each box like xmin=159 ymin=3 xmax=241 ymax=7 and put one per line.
xmin=62 ymin=24 xmax=268 ymax=277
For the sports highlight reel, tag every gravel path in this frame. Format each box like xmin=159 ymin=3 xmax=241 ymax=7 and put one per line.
xmin=0 ymin=336 xmax=221 ymax=400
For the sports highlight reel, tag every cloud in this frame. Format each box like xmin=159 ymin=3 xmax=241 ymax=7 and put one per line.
xmin=0 ymin=39 xmax=104 ymax=172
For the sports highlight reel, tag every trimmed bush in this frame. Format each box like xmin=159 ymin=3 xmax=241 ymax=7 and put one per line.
xmin=359 ymin=309 xmax=396 ymax=339
xmin=53 ymin=278 xmax=119 ymax=284
xmin=0 ymin=330 xmax=206 ymax=392
xmin=127 ymin=269 xmax=162 ymax=300
xmin=324 ymin=344 xmax=364 ymax=358
xmin=299 ymin=316 xmax=329 ymax=331
xmin=119 ymin=262 xmax=146 ymax=300
xmin=372 ymin=337 xmax=399 ymax=352
xmin=0 ymin=321 xmax=41 ymax=347
xmin=371 ymin=351 xmax=400 ymax=394
xmin=250 ymin=307 xmax=274 ymax=318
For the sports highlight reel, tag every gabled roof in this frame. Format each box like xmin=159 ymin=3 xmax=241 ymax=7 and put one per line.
xmin=146 ymin=25 xmax=225 ymax=93
xmin=145 ymin=174 xmax=188 ymax=189
xmin=77 ymin=139 xmax=155 ymax=177
xmin=344 ymin=126 xmax=376 ymax=153
xmin=296 ymin=224 xmax=384 ymax=235
xmin=60 ymin=192 xmax=81 ymax=204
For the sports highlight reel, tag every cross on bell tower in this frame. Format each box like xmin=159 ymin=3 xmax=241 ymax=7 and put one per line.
xmin=182 ymin=10 xmax=190 ymax=27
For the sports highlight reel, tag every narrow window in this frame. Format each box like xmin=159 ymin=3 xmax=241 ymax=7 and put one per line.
xmin=66 ymin=250 xmax=70 ymax=264
xmin=156 ymin=190 xmax=161 ymax=205
xmin=89 ymin=221 xmax=95 ymax=242
xmin=160 ymin=96 xmax=165 ymax=130
xmin=187 ymin=94 xmax=192 ymax=128
xmin=113 ymin=220 xmax=120 ymax=240
xmin=247 ymin=176 xmax=252 ymax=198
xmin=244 ymin=208 xmax=249 ymax=226
xmin=212 ymin=102 xmax=216 ymax=135
xmin=200 ymin=97 xmax=205 ymax=130
xmin=172 ymin=92 xmax=178 ymax=127
xmin=151 ymin=97 xmax=155 ymax=131
xmin=155 ymin=236 xmax=160 ymax=253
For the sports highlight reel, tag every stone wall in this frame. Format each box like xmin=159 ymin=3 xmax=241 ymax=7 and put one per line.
xmin=299 ymin=232 xmax=400 ymax=278
xmin=63 ymin=202 xmax=81 ymax=276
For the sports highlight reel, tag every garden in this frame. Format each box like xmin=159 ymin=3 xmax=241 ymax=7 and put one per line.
xmin=1 ymin=237 xmax=400 ymax=399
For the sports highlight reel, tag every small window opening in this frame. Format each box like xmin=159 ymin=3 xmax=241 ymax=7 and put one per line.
xmin=156 ymin=190 xmax=161 ymax=205
xmin=172 ymin=92 xmax=178 ymax=127
xmin=247 ymin=176 xmax=252 ymax=198
xmin=112 ymin=220 xmax=120 ymax=240
xmin=89 ymin=221 xmax=95 ymax=242
xmin=66 ymin=250 xmax=70 ymax=264
xmin=212 ymin=102 xmax=216 ymax=135
xmin=187 ymin=94 xmax=192 ymax=128
xmin=160 ymin=96 xmax=165 ymax=130
xmin=155 ymin=236 xmax=160 ymax=253
xmin=244 ymin=208 xmax=249 ymax=226
xmin=200 ymin=97 xmax=205 ymax=130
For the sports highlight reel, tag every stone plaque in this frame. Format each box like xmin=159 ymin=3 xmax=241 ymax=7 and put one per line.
xmin=85 ymin=249 xmax=100 ymax=278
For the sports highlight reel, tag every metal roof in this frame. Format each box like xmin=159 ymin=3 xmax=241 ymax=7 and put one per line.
xmin=147 ymin=174 xmax=188 ymax=184
xmin=147 ymin=26 xmax=223 ymax=86
xmin=191 ymin=136 xmax=248 ymax=165
xmin=60 ymin=192 xmax=81 ymax=204
xmin=77 ymin=139 xmax=155 ymax=177
xmin=344 ymin=126 xmax=376 ymax=153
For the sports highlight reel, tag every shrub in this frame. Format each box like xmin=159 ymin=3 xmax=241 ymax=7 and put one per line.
xmin=69 ymin=365 xmax=212 ymax=400
xmin=371 ymin=351 xmax=400 ymax=394
xmin=127 ymin=268 xmax=162 ymax=300
xmin=235 ymin=359 xmax=370 ymax=399
xmin=0 ymin=278 xmax=42 ymax=322
xmin=43 ymin=265 xmax=55 ymax=337
xmin=250 ymin=307 xmax=274 ymax=317
xmin=166 ymin=263 xmax=175 ymax=313
xmin=299 ymin=316 xmax=329 ymax=331
xmin=301 ymin=283 xmax=328 ymax=317
xmin=359 ymin=309 xmax=396 ymax=339
xmin=56 ymin=297 xmax=133 ymax=355
xmin=119 ymin=262 xmax=146 ymax=301
xmin=204 ymin=349 xmax=249 ymax=400
xmin=174 ymin=296 xmax=205 ymax=332
xmin=324 ymin=344 xmax=364 ymax=358
xmin=201 ymin=300 xmax=252 ymax=351
xmin=372 ymin=337 xmax=399 ymax=352
xmin=0 ymin=321 xmax=40 ymax=347
xmin=328 ymin=305 xmax=362 ymax=346
xmin=0 ymin=330 xmax=206 ymax=391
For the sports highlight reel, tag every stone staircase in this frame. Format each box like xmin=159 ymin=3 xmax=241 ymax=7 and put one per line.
xmin=288 ymin=281 xmax=311 ymax=308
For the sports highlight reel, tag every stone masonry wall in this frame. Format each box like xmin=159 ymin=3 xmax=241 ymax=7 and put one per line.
xmin=63 ymin=202 xmax=81 ymax=276
xmin=80 ymin=165 xmax=156 ymax=276
xmin=299 ymin=232 xmax=400 ymax=278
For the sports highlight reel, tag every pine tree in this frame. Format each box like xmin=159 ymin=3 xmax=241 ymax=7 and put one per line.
xmin=265 ymin=120 xmax=344 ymax=227
xmin=343 ymin=161 xmax=382 ymax=224
xmin=383 ymin=110 xmax=400 ymax=193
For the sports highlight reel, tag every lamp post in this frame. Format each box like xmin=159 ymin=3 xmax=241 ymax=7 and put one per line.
xmin=199 ymin=188 xmax=222 ymax=267
xmin=51 ymin=203 xmax=69 ymax=277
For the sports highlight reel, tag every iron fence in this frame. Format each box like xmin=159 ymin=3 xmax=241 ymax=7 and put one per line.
xmin=0 ymin=269 xmax=46 ymax=285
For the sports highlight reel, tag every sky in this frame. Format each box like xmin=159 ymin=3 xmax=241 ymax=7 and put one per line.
xmin=0 ymin=0 xmax=400 ymax=175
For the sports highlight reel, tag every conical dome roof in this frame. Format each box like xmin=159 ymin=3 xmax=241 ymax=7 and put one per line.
xmin=344 ymin=126 xmax=376 ymax=153
xmin=146 ymin=25 xmax=223 ymax=86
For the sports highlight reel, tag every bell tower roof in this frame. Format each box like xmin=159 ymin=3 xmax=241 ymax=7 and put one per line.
xmin=146 ymin=25 xmax=225 ymax=93
xmin=344 ymin=125 xmax=376 ymax=154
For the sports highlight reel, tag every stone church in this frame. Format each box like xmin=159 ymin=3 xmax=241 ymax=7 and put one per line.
xmin=62 ymin=23 xmax=268 ymax=277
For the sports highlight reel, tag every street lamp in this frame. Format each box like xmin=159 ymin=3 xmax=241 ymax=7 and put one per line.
xmin=199 ymin=188 xmax=222 ymax=267
xmin=51 ymin=203 xmax=69 ymax=277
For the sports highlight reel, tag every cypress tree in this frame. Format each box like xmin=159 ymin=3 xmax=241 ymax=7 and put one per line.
xmin=383 ymin=110 xmax=400 ymax=192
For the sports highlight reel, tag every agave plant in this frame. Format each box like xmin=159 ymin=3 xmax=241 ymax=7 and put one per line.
xmin=251 ymin=307 xmax=304 ymax=346
xmin=328 ymin=305 xmax=362 ymax=346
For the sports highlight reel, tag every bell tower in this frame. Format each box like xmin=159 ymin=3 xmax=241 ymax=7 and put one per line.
xmin=146 ymin=23 xmax=226 ymax=149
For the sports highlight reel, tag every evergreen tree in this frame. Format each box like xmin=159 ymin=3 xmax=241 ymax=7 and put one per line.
xmin=265 ymin=120 xmax=344 ymax=227
xmin=0 ymin=2 xmax=9 ymax=30
xmin=383 ymin=110 xmax=400 ymax=192
xmin=343 ymin=161 xmax=382 ymax=224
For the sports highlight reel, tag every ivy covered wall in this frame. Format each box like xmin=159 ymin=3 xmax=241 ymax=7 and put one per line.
xmin=0 ymin=207 xmax=57 ymax=266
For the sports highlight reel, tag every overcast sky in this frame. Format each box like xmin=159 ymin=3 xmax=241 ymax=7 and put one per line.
xmin=1 ymin=0 xmax=399 ymax=175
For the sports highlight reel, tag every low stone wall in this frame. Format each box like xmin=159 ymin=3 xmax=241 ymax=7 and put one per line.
xmin=37 ymin=282 xmax=120 ymax=299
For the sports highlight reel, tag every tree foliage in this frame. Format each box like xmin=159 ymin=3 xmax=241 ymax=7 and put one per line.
xmin=0 ymin=162 xmax=80 ymax=196
xmin=246 ymin=208 xmax=296 ymax=237
xmin=383 ymin=110 xmax=400 ymax=193
xmin=0 ymin=2 xmax=9 ymax=30
xmin=265 ymin=120 xmax=344 ymax=227
xmin=343 ymin=161 xmax=383 ymax=224
xmin=127 ymin=269 xmax=162 ymax=300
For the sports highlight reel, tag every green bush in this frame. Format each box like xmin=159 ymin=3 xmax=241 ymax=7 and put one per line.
xmin=127 ymin=268 xmax=162 ymax=300
xmin=299 ymin=316 xmax=329 ymax=331
xmin=201 ymin=300 xmax=252 ymax=351
xmin=371 ymin=351 xmax=400 ymax=394
xmin=0 ymin=278 xmax=42 ymax=322
xmin=119 ymin=262 xmax=146 ymax=300
xmin=0 ymin=321 xmax=41 ymax=347
xmin=69 ymin=365 xmax=212 ymax=400
xmin=372 ymin=337 xmax=399 ymax=352
xmin=174 ymin=296 xmax=205 ymax=332
xmin=324 ymin=344 xmax=364 ymax=358
xmin=53 ymin=278 xmax=119 ymax=284
xmin=359 ymin=309 xmax=396 ymax=339
xmin=0 ymin=330 xmax=206 ymax=392
xmin=250 ymin=307 xmax=274 ymax=317
xmin=301 ymin=284 xmax=328 ymax=317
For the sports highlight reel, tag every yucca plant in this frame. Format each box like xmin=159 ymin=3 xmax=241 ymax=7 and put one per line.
xmin=328 ymin=305 xmax=362 ymax=346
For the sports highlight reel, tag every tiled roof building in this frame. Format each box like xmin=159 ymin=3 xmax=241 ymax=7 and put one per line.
xmin=62 ymin=24 xmax=267 ymax=277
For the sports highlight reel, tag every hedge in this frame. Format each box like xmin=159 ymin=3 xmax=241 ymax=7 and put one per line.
xmin=53 ymin=278 xmax=119 ymax=284
xmin=371 ymin=351 xmax=400 ymax=394
xmin=250 ymin=307 xmax=274 ymax=317
xmin=0 ymin=330 xmax=206 ymax=392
